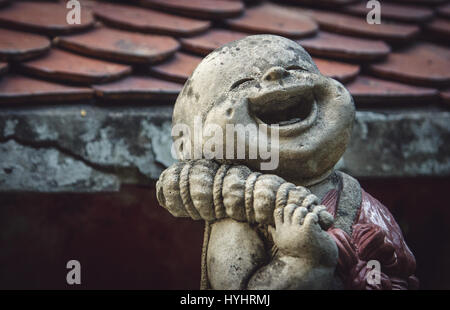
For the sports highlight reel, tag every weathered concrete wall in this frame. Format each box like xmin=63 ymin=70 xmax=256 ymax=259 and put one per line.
xmin=0 ymin=106 xmax=449 ymax=192
xmin=340 ymin=110 xmax=450 ymax=178
xmin=0 ymin=105 xmax=174 ymax=192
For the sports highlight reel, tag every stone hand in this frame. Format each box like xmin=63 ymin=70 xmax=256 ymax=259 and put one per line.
xmin=269 ymin=204 xmax=338 ymax=268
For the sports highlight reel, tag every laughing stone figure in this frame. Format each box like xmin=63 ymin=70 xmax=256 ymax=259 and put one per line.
xmin=156 ymin=35 xmax=418 ymax=290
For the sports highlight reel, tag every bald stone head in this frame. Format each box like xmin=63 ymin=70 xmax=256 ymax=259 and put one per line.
xmin=173 ymin=34 xmax=354 ymax=186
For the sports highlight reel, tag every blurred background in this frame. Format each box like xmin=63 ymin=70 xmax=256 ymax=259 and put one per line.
xmin=1 ymin=178 xmax=449 ymax=290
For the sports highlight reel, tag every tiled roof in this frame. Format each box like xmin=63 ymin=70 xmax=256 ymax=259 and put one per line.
xmin=0 ymin=0 xmax=449 ymax=106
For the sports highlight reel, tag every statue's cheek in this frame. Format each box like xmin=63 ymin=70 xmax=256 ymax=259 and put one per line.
xmin=205 ymin=97 xmax=256 ymax=130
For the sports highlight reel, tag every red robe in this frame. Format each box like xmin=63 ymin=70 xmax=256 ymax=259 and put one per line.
xmin=322 ymin=189 xmax=419 ymax=289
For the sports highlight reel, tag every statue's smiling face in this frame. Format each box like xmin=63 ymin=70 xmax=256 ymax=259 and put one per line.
xmin=173 ymin=35 xmax=355 ymax=186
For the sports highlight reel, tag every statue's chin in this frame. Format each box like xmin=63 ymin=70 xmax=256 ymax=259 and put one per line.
xmin=288 ymin=168 xmax=335 ymax=187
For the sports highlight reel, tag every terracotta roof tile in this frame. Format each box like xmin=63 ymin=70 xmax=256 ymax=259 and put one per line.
xmin=369 ymin=43 xmax=450 ymax=87
xmin=180 ymin=29 xmax=249 ymax=55
xmin=313 ymin=58 xmax=360 ymax=83
xmin=425 ymin=18 xmax=450 ymax=39
xmin=19 ymin=49 xmax=131 ymax=85
xmin=440 ymin=89 xmax=450 ymax=104
xmin=344 ymin=2 xmax=434 ymax=23
xmin=0 ymin=28 xmax=51 ymax=61
xmin=0 ymin=62 xmax=8 ymax=76
xmin=138 ymin=0 xmax=244 ymax=19
xmin=347 ymin=75 xmax=439 ymax=104
xmin=388 ymin=0 xmax=446 ymax=5
xmin=304 ymin=9 xmax=420 ymax=42
xmin=92 ymin=2 xmax=210 ymax=37
xmin=299 ymin=31 xmax=390 ymax=62
xmin=55 ymin=26 xmax=180 ymax=64
xmin=0 ymin=74 xmax=93 ymax=104
xmin=283 ymin=0 xmax=358 ymax=5
xmin=437 ymin=3 xmax=450 ymax=19
xmin=149 ymin=53 xmax=202 ymax=83
xmin=93 ymin=76 xmax=182 ymax=102
xmin=0 ymin=0 xmax=448 ymax=107
xmin=0 ymin=1 xmax=94 ymax=36
xmin=225 ymin=3 xmax=318 ymax=38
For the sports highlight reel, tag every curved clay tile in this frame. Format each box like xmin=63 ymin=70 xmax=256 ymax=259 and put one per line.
xmin=19 ymin=49 xmax=132 ymax=85
xmin=347 ymin=76 xmax=439 ymax=104
xmin=180 ymin=29 xmax=249 ymax=56
xmin=440 ymin=89 xmax=450 ymax=105
xmin=387 ymin=0 xmax=446 ymax=5
xmin=138 ymin=0 xmax=244 ymax=19
xmin=437 ymin=3 xmax=450 ymax=19
xmin=150 ymin=53 xmax=202 ymax=83
xmin=284 ymin=0 xmax=358 ymax=5
xmin=93 ymin=76 xmax=182 ymax=101
xmin=92 ymin=2 xmax=210 ymax=37
xmin=225 ymin=3 xmax=318 ymax=38
xmin=299 ymin=32 xmax=390 ymax=62
xmin=0 ymin=1 xmax=94 ymax=36
xmin=369 ymin=43 xmax=450 ymax=87
xmin=304 ymin=9 xmax=420 ymax=42
xmin=344 ymin=2 xmax=434 ymax=23
xmin=313 ymin=58 xmax=360 ymax=83
xmin=55 ymin=27 xmax=180 ymax=64
xmin=0 ymin=62 xmax=7 ymax=75
xmin=149 ymin=52 xmax=359 ymax=85
xmin=0 ymin=74 xmax=93 ymax=104
xmin=0 ymin=28 xmax=50 ymax=61
xmin=426 ymin=18 xmax=450 ymax=40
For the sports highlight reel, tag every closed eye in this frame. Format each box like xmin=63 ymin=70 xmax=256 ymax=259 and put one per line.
xmin=230 ymin=78 xmax=254 ymax=90
xmin=286 ymin=65 xmax=307 ymax=71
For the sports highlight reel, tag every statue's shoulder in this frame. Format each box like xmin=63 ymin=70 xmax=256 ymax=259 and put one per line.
xmin=333 ymin=171 xmax=362 ymax=236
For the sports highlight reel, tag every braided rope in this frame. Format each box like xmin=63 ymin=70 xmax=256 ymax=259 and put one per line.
xmin=213 ymin=164 xmax=230 ymax=219
xmin=244 ymin=172 xmax=261 ymax=224
xmin=179 ymin=162 xmax=202 ymax=220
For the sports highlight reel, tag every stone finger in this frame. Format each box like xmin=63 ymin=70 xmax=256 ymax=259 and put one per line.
xmin=301 ymin=194 xmax=319 ymax=210
xmin=303 ymin=212 xmax=319 ymax=229
xmin=293 ymin=207 xmax=308 ymax=225
xmin=318 ymin=210 xmax=334 ymax=230
xmin=274 ymin=207 xmax=284 ymax=226
xmin=286 ymin=186 xmax=310 ymax=205
xmin=284 ymin=203 xmax=298 ymax=224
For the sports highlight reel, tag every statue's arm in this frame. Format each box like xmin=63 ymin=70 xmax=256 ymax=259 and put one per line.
xmin=208 ymin=206 xmax=338 ymax=290
xmin=158 ymin=161 xmax=338 ymax=289
xmin=157 ymin=160 xmax=333 ymax=228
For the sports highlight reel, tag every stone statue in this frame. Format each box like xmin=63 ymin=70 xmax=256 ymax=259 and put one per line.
xmin=156 ymin=35 xmax=418 ymax=290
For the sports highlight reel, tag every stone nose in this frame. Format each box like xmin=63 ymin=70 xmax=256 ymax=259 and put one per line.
xmin=262 ymin=66 xmax=289 ymax=82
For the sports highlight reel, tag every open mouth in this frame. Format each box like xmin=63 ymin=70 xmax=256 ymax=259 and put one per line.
xmin=248 ymin=85 xmax=318 ymax=136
